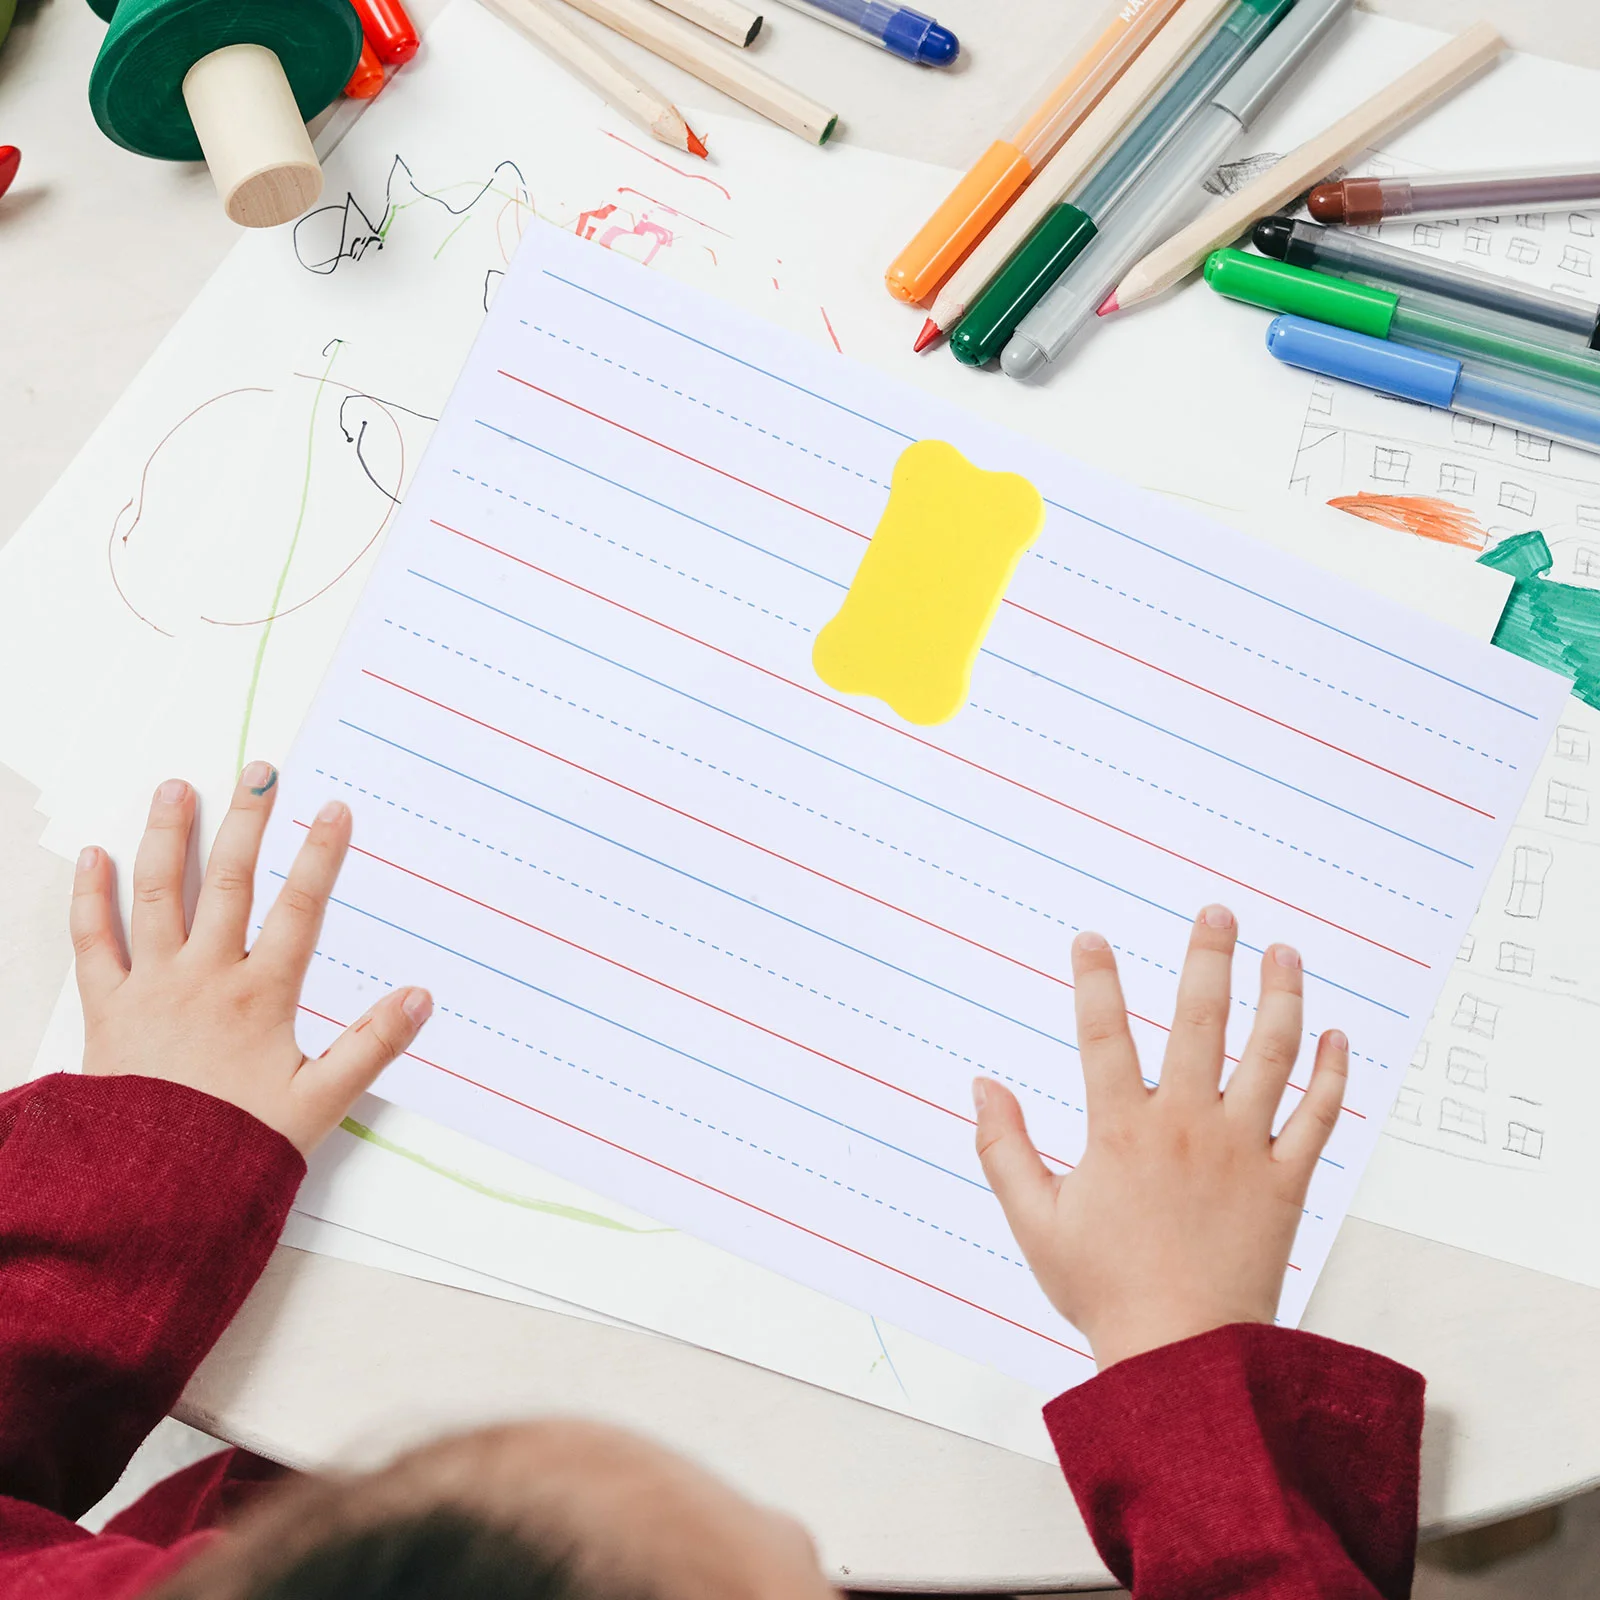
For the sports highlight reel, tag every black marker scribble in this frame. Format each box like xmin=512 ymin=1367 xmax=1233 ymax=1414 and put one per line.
xmin=338 ymin=390 xmax=439 ymax=506
xmin=294 ymin=155 xmax=531 ymax=275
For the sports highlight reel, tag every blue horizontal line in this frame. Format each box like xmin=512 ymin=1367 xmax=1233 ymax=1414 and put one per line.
xmin=533 ymin=263 xmax=1531 ymax=722
xmin=985 ymin=648 xmax=1471 ymax=869
xmin=475 ymin=419 xmax=838 ymax=588
xmin=537 ymin=271 xmax=917 ymax=443
xmin=470 ymin=419 xmax=1475 ymax=865
xmin=1042 ymin=498 xmax=1537 ymax=721
xmin=341 ymin=720 xmax=1083 ymax=1055
xmin=402 ymin=570 xmax=1408 ymax=1020
xmin=284 ymin=870 xmax=987 ymax=1191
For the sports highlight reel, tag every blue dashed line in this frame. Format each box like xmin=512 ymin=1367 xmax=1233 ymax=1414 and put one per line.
xmin=1031 ymin=554 xmax=1514 ymax=770
xmin=517 ymin=322 xmax=887 ymax=491
xmin=971 ymin=703 xmax=1451 ymax=919
xmin=308 ymin=941 xmax=1027 ymax=1269
xmin=317 ymin=759 xmax=1089 ymax=1120
xmin=450 ymin=469 xmax=812 ymax=635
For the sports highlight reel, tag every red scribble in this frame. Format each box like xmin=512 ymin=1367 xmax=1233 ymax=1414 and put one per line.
xmin=108 ymin=386 xmax=275 ymax=637
xmin=617 ymin=187 xmax=731 ymax=236
xmin=601 ymin=130 xmax=733 ymax=200
xmin=820 ymin=305 xmax=842 ymax=352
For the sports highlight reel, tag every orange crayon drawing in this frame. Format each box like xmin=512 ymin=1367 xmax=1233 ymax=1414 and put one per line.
xmin=1327 ymin=492 xmax=1489 ymax=551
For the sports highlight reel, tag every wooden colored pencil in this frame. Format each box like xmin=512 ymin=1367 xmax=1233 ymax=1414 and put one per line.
xmin=650 ymin=0 xmax=763 ymax=47
xmin=478 ymin=0 xmax=709 ymax=156
xmin=555 ymin=0 xmax=837 ymax=143
xmin=1109 ymin=20 xmax=1505 ymax=310
xmin=919 ymin=0 xmax=1232 ymax=348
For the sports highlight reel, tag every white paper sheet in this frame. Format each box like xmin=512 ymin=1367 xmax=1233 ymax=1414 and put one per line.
xmin=249 ymin=218 xmax=1565 ymax=1393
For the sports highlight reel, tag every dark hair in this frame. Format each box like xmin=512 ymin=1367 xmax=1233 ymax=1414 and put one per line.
xmin=178 ymin=1509 xmax=612 ymax=1600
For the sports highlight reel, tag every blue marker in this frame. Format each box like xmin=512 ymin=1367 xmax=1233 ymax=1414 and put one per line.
xmin=773 ymin=0 xmax=958 ymax=64
xmin=1264 ymin=314 xmax=1600 ymax=457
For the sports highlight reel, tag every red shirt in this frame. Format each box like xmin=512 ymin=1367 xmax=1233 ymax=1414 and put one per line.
xmin=0 ymin=1073 xmax=1424 ymax=1597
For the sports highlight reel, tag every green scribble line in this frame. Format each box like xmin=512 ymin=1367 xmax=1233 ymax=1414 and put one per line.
xmin=338 ymin=1117 xmax=673 ymax=1234
xmin=237 ymin=341 xmax=341 ymax=772
xmin=433 ymin=214 xmax=474 ymax=260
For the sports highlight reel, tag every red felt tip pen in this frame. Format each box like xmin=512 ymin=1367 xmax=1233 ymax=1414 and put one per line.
xmin=349 ymin=0 xmax=420 ymax=66
xmin=345 ymin=37 xmax=386 ymax=97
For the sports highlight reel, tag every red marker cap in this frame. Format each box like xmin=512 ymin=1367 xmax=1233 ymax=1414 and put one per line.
xmin=345 ymin=38 xmax=385 ymax=98
xmin=0 ymin=147 xmax=20 ymax=203
xmin=349 ymin=0 xmax=420 ymax=67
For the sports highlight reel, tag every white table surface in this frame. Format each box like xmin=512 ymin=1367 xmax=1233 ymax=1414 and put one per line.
xmin=5 ymin=0 xmax=1600 ymax=1588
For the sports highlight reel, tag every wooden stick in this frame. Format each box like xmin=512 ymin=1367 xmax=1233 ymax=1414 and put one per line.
xmin=477 ymin=0 xmax=707 ymax=156
xmin=649 ymin=0 xmax=762 ymax=48
xmin=1111 ymin=20 xmax=1506 ymax=310
xmin=554 ymin=0 xmax=836 ymax=143
xmin=924 ymin=0 xmax=1232 ymax=340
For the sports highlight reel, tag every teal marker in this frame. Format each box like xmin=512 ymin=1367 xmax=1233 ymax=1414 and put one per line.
xmin=1204 ymin=249 xmax=1600 ymax=395
xmin=949 ymin=0 xmax=1296 ymax=367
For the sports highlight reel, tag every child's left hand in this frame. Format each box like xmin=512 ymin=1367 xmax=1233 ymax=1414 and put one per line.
xmin=70 ymin=764 xmax=432 ymax=1155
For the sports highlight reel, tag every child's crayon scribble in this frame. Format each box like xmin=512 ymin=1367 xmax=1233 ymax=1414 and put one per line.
xmin=1327 ymin=491 xmax=1489 ymax=550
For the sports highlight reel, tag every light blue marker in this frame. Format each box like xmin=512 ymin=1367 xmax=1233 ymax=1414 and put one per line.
xmin=772 ymin=0 xmax=958 ymax=64
xmin=1264 ymin=314 xmax=1600 ymax=456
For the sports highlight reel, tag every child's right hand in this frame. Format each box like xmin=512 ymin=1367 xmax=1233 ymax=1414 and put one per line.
xmin=974 ymin=906 xmax=1348 ymax=1369
xmin=70 ymin=765 xmax=432 ymax=1155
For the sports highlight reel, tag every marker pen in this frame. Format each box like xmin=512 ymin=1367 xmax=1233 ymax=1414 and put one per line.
xmin=1205 ymin=248 xmax=1600 ymax=394
xmin=1264 ymin=313 xmax=1600 ymax=456
xmin=1252 ymin=216 xmax=1600 ymax=351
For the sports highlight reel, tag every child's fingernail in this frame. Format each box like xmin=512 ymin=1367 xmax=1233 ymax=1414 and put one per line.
xmin=317 ymin=800 xmax=347 ymax=825
xmin=1075 ymin=930 xmax=1109 ymax=951
xmin=971 ymin=1078 xmax=988 ymax=1111
xmin=76 ymin=846 xmax=99 ymax=873
xmin=1201 ymin=904 xmax=1234 ymax=929
xmin=242 ymin=760 xmax=276 ymax=796
xmin=1326 ymin=1029 xmax=1348 ymax=1052
xmin=1273 ymin=944 xmax=1301 ymax=968
xmin=402 ymin=988 xmax=433 ymax=1025
xmin=157 ymin=779 xmax=188 ymax=805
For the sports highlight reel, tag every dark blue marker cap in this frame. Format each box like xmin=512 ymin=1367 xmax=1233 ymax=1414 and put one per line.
xmin=882 ymin=6 xmax=959 ymax=64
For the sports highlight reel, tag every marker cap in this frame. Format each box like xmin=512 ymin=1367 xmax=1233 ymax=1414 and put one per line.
xmin=1204 ymin=249 xmax=1397 ymax=338
xmin=1265 ymin=314 xmax=1462 ymax=408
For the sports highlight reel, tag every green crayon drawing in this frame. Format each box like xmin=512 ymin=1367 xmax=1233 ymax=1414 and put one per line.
xmin=338 ymin=1117 xmax=674 ymax=1234
xmin=1479 ymin=532 xmax=1600 ymax=711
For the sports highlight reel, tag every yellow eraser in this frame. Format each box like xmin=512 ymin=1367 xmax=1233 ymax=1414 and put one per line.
xmin=812 ymin=439 xmax=1045 ymax=726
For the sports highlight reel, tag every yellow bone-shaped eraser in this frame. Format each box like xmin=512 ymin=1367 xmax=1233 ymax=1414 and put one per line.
xmin=812 ymin=439 xmax=1044 ymax=726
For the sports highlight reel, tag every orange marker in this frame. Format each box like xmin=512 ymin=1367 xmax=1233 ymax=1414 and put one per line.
xmin=345 ymin=38 xmax=386 ymax=97
xmin=884 ymin=0 xmax=1185 ymax=306
xmin=350 ymin=0 xmax=421 ymax=65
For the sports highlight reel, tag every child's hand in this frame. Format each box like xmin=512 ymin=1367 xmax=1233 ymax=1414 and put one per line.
xmin=975 ymin=906 xmax=1348 ymax=1369
xmin=70 ymin=765 xmax=432 ymax=1155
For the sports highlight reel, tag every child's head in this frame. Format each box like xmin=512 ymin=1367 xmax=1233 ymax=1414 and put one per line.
xmin=158 ymin=1420 xmax=834 ymax=1600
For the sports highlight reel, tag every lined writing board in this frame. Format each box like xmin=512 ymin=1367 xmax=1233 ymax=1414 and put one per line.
xmin=257 ymin=222 xmax=1566 ymax=1391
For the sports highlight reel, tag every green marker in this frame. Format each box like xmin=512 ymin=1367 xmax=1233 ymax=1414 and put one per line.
xmin=949 ymin=0 xmax=1295 ymax=368
xmin=1204 ymin=249 xmax=1600 ymax=396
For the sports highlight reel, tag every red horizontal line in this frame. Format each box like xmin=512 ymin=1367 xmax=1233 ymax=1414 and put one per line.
xmin=433 ymin=518 xmax=1428 ymax=970
xmin=358 ymin=669 xmax=1362 ymax=1120
xmin=494 ymin=372 xmax=1489 ymax=821
xmin=305 ymin=823 xmax=1079 ymax=1164
xmin=1002 ymin=599 xmax=1491 ymax=820
xmin=298 ymin=1002 xmax=1090 ymax=1359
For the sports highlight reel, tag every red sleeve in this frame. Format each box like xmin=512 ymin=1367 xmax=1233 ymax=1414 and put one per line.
xmin=0 ymin=1073 xmax=303 ymax=1522
xmin=1045 ymin=1323 xmax=1424 ymax=1600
